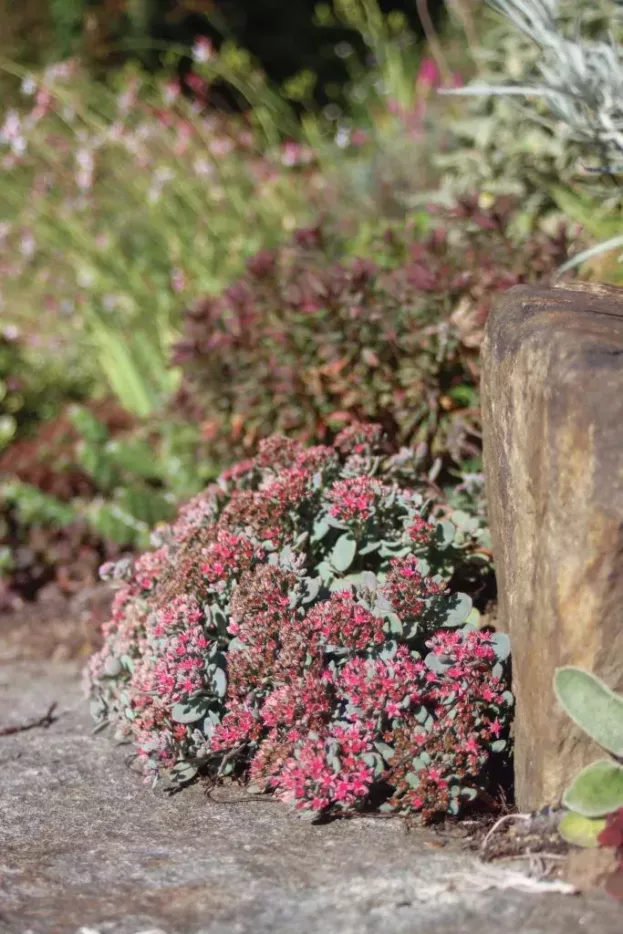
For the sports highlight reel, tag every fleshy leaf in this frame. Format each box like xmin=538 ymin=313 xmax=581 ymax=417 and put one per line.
xmin=435 ymin=592 xmax=473 ymax=628
xmin=311 ymin=519 xmax=330 ymax=542
xmin=492 ymin=632 xmax=511 ymax=661
xmin=104 ymin=656 xmax=123 ymax=677
xmin=374 ymin=741 xmax=395 ymax=761
xmin=563 ymin=759 xmax=623 ymax=818
xmin=425 ymin=652 xmax=450 ymax=674
xmin=359 ymin=541 xmax=381 ymax=555
xmin=558 ymin=811 xmax=606 ymax=848
xmin=386 ymin=613 xmax=403 ymax=635
xmin=358 ymin=570 xmax=378 ymax=591
xmin=331 ymin=533 xmax=357 ymax=573
xmin=301 ymin=576 xmax=321 ymax=604
xmin=434 ymin=520 xmax=456 ymax=548
xmin=554 ymin=667 xmax=623 ymax=756
xmin=211 ymin=667 xmax=227 ymax=699
xmin=171 ymin=698 xmax=209 ymax=724
xmin=171 ymin=761 xmax=198 ymax=783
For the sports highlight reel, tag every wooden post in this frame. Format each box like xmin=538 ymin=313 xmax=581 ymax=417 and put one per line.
xmin=481 ymin=281 xmax=623 ymax=810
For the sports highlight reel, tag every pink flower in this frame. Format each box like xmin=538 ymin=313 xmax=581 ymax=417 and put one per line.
xmin=193 ymin=36 xmax=214 ymax=64
xmin=489 ymin=718 xmax=503 ymax=738
xmin=171 ymin=268 xmax=186 ymax=293
xmin=416 ymin=57 xmax=441 ymax=90
xmin=326 ymin=476 xmax=380 ymax=523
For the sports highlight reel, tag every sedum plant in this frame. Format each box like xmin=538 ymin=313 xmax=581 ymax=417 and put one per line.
xmin=86 ymin=425 xmax=512 ymax=821
xmin=555 ymin=668 xmax=623 ymax=847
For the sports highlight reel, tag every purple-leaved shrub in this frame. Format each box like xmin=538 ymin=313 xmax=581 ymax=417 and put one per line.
xmin=86 ymin=425 xmax=512 ymax=820
xmin=173 ymin=197 xmax=571 ymax=471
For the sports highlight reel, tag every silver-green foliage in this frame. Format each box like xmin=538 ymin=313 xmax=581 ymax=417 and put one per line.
xmin=554 ymin=666 xmax=623 ymax=846
xmin=446 ymin=0 xmax=623 ymax=173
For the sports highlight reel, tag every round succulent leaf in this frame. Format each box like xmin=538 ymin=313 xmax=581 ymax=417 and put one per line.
xmin=171 ymin=697 xmax=211 ymax=724
xmin=491 ymin=632 xmax=511 ymax=661
xmin=170 ymin=761 xmax=198 ymax=783
xmin=104 ymin=656 xmax=123 ymax=677
xmin=329 ymin=578 xmax=353 ymax=593
xmin=358 ymin=570 xmax=379 ymax=591
xmin=297 ymin=808 xmax=323 ymax=822
xmin=89 ymin=698 xmax=106 ymax=720
xmin=202 ymin=718 xmax=216 ymax=740
xmin=562 ymin=759 xmax=623 ymax=818
xmin=301 ymin=576 xmax=321 ymax=604
xmin=558 ymin=811 xmax=607 ymax=848
xmin=379 ymin=542 xmax=412 ymax=558
xmin=373 ymin=593 xmax=394 ymax=615
xmin=402 ymin=619 xmax=420 ymax=640
xmin=464 ymin=607 xmax=481 ymax=627
xmin=374 ymin=741 xmax=395 ymax=761
xmin=448 ymin=510 xmax=480 ymax=535
xmin=316 ymin=560 xmax=334 ymax=584
xmin=209 ymin=647 xmax=227 ymax=668
xmin=278 ymin=545 xmax=295 ymax=568
xmin=210 ymin=666 xmax=228 ymax=699
xmin=491 ymin=662 xmax=505 ymax=681
xmin=377 ymin=640 xmax=398 ymax=661
xmin=311 ymin=518 xmax=331 ymax=542
xmin=434 ymin=520 xmax=456 ymax=548
xmin=424 ymin=651 xmax=449 ymax=674
xmin=414 ymin=707 xmax=433 ymax=729
xmin=554 ymin=667 xmax=623 ymax=756
xmin=326 ymin=514 xmax=348 ymax=530
xmin=438 ymin=592 xmax=473 ymax=627
xmin=389 ymin=612 xmax=405 ymax=635
xmin=460 ymin=787 xmax=478 ymax=802
xmin=362 ymin=752 xmax=384 ymax=777
xmin=330 ymin=533 xmax=357 ymax=573
xmin=359 ymin=541 xmax=381 ymax=555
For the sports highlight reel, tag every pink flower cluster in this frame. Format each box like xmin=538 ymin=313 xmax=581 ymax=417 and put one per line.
xmin=200 ymin=530 xmax=256 ymax=588
xmin=273 ymin=724 xmax=375 ymax=812
xmin=212 ymin=604 xmax=507 ymax=818
xmin=384 ymin=555 xmax=445 ymax=618
xmin=327 ymin=477 xmax=385 ymax=524
xmin=87 ymin=428 xmax=512 ymax=819
xmin=307 ymin=591 xmax=385 ymax=650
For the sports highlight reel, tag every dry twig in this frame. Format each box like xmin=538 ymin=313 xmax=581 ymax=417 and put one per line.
xmin=481 ymin=812 xmax=532 ymax=854
xmin=0 ymin=702 xmax=58 ymax=737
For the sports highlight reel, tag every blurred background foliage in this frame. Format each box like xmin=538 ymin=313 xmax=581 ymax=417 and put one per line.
xmin=1 ymin=0 xmax=621 ymax=611
xmin=0 ymin=1 xmax=445 ymax=103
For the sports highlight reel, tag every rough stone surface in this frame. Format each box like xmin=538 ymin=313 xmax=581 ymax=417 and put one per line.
xmin=481 ymin=280 xmax=623 ymax=811
xmin=1 ymin=662 xmax=621 ymax=934
xmin=0 ymin=583 xmax=112 ymax=663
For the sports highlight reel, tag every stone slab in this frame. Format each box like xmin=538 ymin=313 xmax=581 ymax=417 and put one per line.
xmin=0 ymin=662 xmax=621 ymax=934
